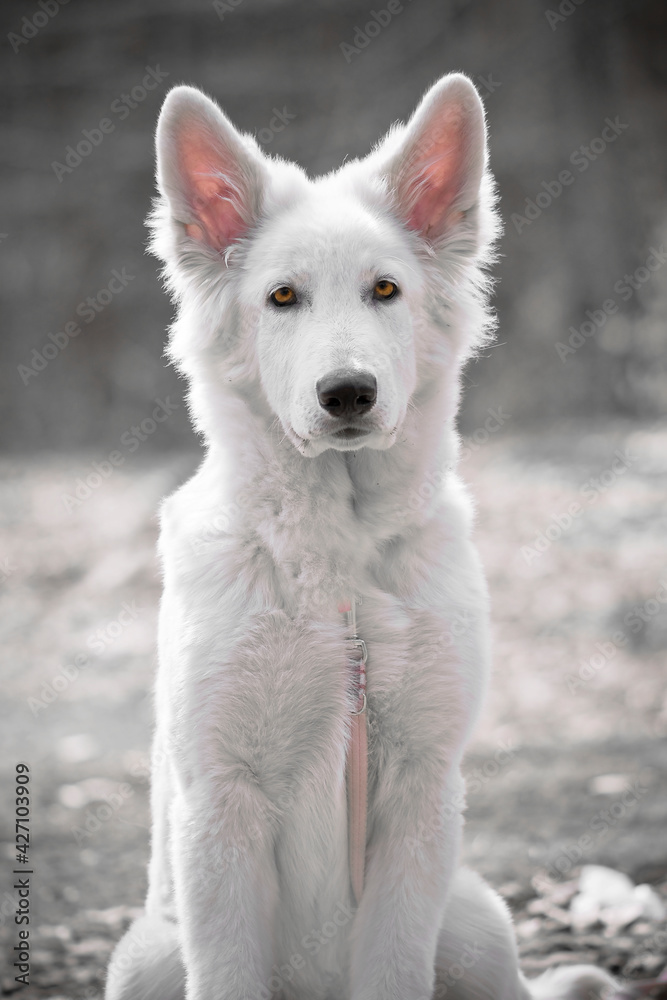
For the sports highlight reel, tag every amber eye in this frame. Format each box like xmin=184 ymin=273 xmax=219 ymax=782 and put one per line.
xmin=270 ymin=286 xmax=298 ymax=307
xmin=373 ymin=279 xmax=398 ymax=301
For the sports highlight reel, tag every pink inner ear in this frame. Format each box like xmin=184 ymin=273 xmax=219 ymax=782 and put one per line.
xmin=402 ymin=109 xmax=468 ymax=238
xmin=178 ymin=131 xmax=249 ymax=251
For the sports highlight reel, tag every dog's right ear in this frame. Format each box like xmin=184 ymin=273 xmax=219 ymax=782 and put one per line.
xmin=155 ymin=85 xmax=268 ymax=254
xmin=376 ymin=74 xmax=488 ymax=247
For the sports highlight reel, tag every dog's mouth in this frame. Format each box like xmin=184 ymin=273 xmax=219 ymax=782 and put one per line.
xmin=285 ymin=421 xmax=398 ymax=457
xmin=331 ymin=427 xmax=371 ymax=441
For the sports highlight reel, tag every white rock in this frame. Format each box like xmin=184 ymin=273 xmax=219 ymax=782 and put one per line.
xmin=570 ymin=866 xmax=666 ymax=933
xmin=633 ymin=883 xmax=667 ymax=920
xmin=570 ymin=893 xmax=601 ymax=929
xmin=600 ymin=901 xmax=644 ymax=935
xmin=578 ymin=865 xmax=635 ymax=906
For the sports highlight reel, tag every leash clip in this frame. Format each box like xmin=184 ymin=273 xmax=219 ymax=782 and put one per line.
xmin=350 ymin=637 xmax=368 ymax=664
xmin=340 ymin=598 xmax=368 ymax=716
xmin=348 ymin=631 xmax=367 ymax=717
xmin=351 ymin=691 xmax=367 ymax=716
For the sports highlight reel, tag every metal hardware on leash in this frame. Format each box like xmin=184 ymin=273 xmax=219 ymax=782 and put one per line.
xmin=349 ymin=636 xmax=367 ymax=716
xmin=351 ymin=639 xmax=367 ymax=664
xmin=343 ymin=599 xmax=367 ymax=716
xmin=351 ymin=690 xmax=367 ymax=716
xmin=351 ymin=694 xmax=367 ymax=716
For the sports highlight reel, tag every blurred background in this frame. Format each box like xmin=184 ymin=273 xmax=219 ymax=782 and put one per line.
xmin=1 ymin=0 xmax=666 ymax=995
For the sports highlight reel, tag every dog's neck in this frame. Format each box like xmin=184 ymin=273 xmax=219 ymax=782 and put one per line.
xmin=204 ymin=376 xmax=461 ymax=610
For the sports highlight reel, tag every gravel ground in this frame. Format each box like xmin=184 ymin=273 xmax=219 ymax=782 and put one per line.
xmin=1 ymin=421 xmax=666 ymax=997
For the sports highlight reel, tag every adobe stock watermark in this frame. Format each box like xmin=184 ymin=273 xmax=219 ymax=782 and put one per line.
xmin=465 ymin=739 xmax=521 ymax=795
xmin=201 ymin=787 xmax=297 ymax=883
xmin=544 ymin=0 xmax=586 ymax=31
xmin=459 ymin=406 xmax=511 ymax=462
xmin=622 ymin=927 xmax=667 ymax=980
xmin=520 ymin=446 xmax=636 ymax=564
xmin=71 ymin=781 xmax=136 ymax=847
xmin=429 ymin=941 xmax=488 ymax=1000
xmin=405 ymin=739 xmax=520 ymax=859
xmin=256 ymin=107 xmax=296 ymax=146
xmin=190 ymin=493 xmax=259 ymax=555
xmin=27 ymin=601 xmax=144 ymax=715
xmin=401 ymin=407 xmax=510 ymax=520
xmin=212 ymin=0 xmax=243 ymax=19
xmin=190 ymin=458 xmax=284 ymax=553
xmin=403 ymin=467 xmax=450 ymax=519
xmin=18 ymin=267 xmax=135 ymax=385
xmin=533 ymin=775 xmax=649 ymax=891
xmin=105 ymin=927 xmax=150 ymax=993
xmin=434 ymin=609 xmax=478 ymax=654
xmin=60 ymin=396 xmax=180 ymax=513
xmin=566 ymin=578 xmax=667 ymax=694
xmin=511 ymin=116 xmax=629 ymax=234
xmin=191 ymin=504 xmax=245 ymax=554
xmin=191 ymin=505 xmax=239 ymax=555
xmin=474 ymin=74 xmax=502 ymax=99
xmin=340 ymin=0 xmax=412 ymax=63
xmin=555 ymin=245 xmax=667 ymax=361
xmin=51 ymin=65 xmax=169 ymax=182
xmin=566 ymin=633 xmax=629 ymax=696
xmin=1 ymin=556 xmax=17 ymax=582
xmin=624 ymin=579 xmax=667 ymax=635
xmin=8 ymin=0 xmax=70 ymax=54
xmin=252 ymin=900 xmax=354 ymax=1000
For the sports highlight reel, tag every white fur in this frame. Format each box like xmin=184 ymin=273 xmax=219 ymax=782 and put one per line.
xmin=106 ymin=75 xmax=617 ymax=1000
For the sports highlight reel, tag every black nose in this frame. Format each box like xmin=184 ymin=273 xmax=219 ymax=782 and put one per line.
xmin=316 ymin=369 xmax=377 ymax=418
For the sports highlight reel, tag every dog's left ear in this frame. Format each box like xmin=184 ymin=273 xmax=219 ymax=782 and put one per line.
xmin=378 ymin=74 xmax=487 ymax=243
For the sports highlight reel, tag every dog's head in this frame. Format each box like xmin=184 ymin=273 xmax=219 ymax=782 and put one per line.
xmin=150 ymin=75 xmax=499 ymax=457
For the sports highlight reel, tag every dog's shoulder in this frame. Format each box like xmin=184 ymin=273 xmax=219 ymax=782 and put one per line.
xmin=157 ymin=457 xmax=279 ymax=622
xmin=159 ymin=463 xmax=205 ymax=542
xmin=157 ymin=459 xmax=232 ymax=573
xmin=442 ymin=469 xmax=478 ymax=534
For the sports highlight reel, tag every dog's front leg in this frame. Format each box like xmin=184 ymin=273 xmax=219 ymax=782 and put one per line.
xmin=171 ymin=777 xmax=279 ymax=1000
xmin=350 ymin=769 xmax=463 ymax=1000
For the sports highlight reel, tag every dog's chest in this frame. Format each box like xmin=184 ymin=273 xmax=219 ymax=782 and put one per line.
xmin=166 ymin=475 xmax=476 ymax=797
xmin=188 ymin=588 xmax=469 ymax=827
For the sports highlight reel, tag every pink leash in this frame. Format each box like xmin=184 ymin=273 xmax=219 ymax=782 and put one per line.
xmin=340 ymin=598 xmax=368 ymax=905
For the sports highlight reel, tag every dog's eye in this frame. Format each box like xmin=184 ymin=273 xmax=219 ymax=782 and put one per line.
xmin=270 ymin=286 xmax=298 ymax=307
xmin=373 ymin=279 xmax=398 ymax=301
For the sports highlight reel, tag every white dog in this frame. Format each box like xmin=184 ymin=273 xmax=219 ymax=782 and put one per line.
xmin=106 ymin=74 xmax=617 ymax=1000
